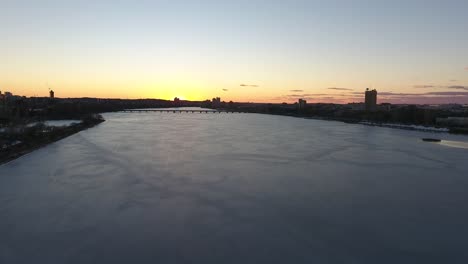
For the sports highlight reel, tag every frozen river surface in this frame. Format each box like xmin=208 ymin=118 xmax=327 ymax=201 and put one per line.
xmin=1 ymin=111 xmax=468 ymax=263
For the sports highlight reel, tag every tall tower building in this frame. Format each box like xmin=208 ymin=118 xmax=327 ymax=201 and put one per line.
xmin=365 ymin=88 xmax=377 ymax=112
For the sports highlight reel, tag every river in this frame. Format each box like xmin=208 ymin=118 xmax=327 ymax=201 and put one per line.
xmin=1 ymin=109 xmax=467 ymax=263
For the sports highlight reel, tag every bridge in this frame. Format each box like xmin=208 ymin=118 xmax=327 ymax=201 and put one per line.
xmin=121 ymin=109 xmax=246 ymax=114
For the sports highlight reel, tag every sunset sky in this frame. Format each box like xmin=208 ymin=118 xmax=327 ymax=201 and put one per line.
xmin=1 ymin=0 xmax=468 ymax=104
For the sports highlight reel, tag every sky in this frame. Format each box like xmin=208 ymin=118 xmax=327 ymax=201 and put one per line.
xmin=1 ymin=0 xmax=468 ymax=104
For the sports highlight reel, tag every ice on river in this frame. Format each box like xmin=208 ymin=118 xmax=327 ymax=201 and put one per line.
xmin=27 ymin=120 xmax=82 ymax=127
xmin=1 ymin=109 xmax=468 ymax=263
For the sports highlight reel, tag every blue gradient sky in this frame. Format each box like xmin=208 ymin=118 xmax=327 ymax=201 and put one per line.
xmin=1 ymin=0 xmax=468 ymax=103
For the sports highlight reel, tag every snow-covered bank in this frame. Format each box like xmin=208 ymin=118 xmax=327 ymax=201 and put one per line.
xmin=359 ymin=121 xmax=450 ymax=133
xmin=1 ymin=116 xmax=103 ymax=165
xmin=26 ymin=120 xmax=82 ymax=128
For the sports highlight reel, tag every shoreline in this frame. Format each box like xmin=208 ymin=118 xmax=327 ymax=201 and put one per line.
xmin=0 ymin=117 xmax=105 ymax=165
xmin=246 ymin=111 xmax=468 ymax=135
xmin=304 ymin=116 xmax=467 ymax=134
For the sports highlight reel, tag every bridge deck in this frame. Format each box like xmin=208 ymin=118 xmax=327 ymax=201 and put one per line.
xmin=121 ymin=109 xmax=245 ymax=113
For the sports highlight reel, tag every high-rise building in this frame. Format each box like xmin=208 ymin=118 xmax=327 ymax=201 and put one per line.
xmin=49 ymin=90 xmax=55 ymax=98
xmin=365 ymin=88 xmax=377 ymax=112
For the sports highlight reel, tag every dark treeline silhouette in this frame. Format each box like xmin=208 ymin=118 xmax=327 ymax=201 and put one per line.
xmin=1 ymin=94 xmax=467 ymax=132
xmin=216 ymin=101 xmax=468 ymax=131
xmin=0 ymin=97 xmax=211 ymax=124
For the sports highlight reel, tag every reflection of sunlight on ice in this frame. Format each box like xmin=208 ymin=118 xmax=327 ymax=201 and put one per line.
xmin=439 ymin=140 xmax=468 ymax=149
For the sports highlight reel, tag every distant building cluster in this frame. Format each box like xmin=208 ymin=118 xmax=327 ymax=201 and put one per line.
xmin=1 ymin=89 xmax=55 ymax=101
xmin=0 ymin=91 xmax=14 ymax=107
xmin=212 ymin=97 xmax=221 ymax=108
xmin=298 ymin=99 xmax=307 ymax=110
xmin=0 ymin=91 xmax=13 ymax=100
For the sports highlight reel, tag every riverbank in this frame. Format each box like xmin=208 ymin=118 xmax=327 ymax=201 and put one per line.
xmin=255 ymin=112 xmax=467 ymax=135
xmin=249 ymin=112 xmax=457 ymax=134
xmin=0 ymin=115 xmax=105 ymax=165
xmin=308 ymin=116 xmax=468 ymax=134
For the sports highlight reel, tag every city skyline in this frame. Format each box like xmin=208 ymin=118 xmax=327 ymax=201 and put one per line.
xmin=2 ymin=0 xmax=468 ymax=104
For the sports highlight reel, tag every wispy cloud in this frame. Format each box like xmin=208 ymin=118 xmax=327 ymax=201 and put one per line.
xmin=401 ymin=85 xmax=467 ymax=90
xmin=450 ymin=80 xmax=458 ymax=82
xmin=447 ymin=85 xmax=468 ymax=91
xmin=240 ymin=84 xmax=259 ymax=87
xmin=279 ymin=92 xmax=361 ymax=103
xmin=327 ymin=87 xmax=353 ymax=91
xmin=286 ymin=93 xmax=334 ymax=98
xmin=222 ymin=89 xmax=229 ymax=92
xmin=378 ymin=92 xmax=412 ymax=96
xmin=290 ymin=89 xmax=303 ymax=92
xmin=413 ymin=85 xmax=434 ymax=88
xmin=427 ymin=91 xmax=468 ymax=95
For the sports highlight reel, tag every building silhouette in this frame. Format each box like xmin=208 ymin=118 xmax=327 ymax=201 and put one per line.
xmin=298 ymin=99 xmax=307 ymax=111
xmin=49 ymin=90 xmax=55 ymax=98
xmin=212 ymin=97 xmax=221 ymax=108
xmin=365 ymin=88 xmax=377 ymax=112
xmin=0 ymin=92 xmax=4 ymax=109
xmin=173 ymin=97 xmax=180 ymax=107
